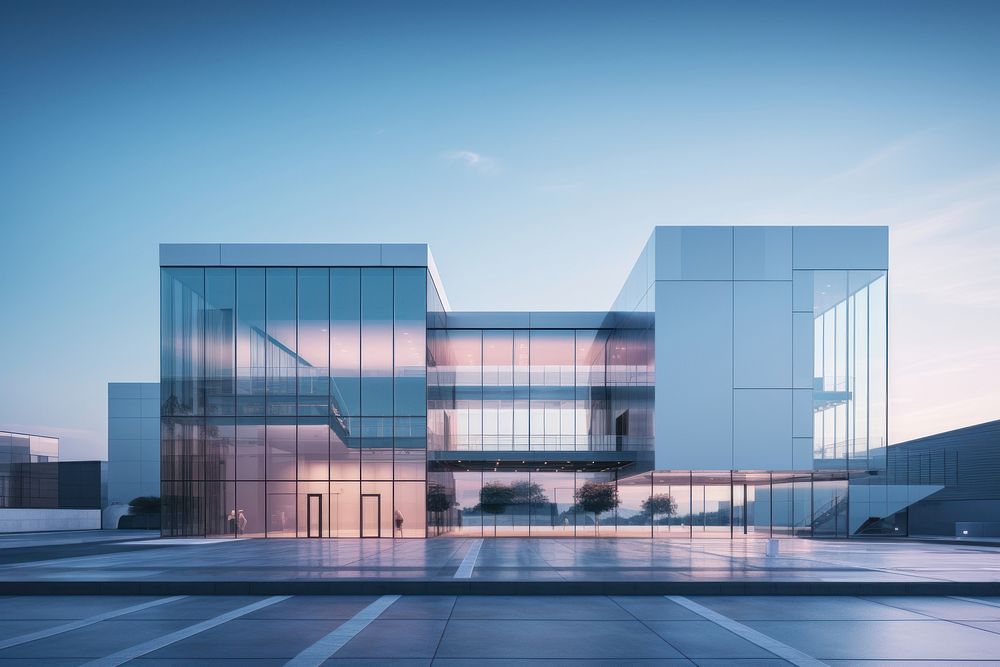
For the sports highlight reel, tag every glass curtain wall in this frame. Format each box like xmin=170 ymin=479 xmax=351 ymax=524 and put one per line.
xmin=161 ymin=266 xmax=428 ymax=538
xmin=425 ymin=469 xmax=853 ymax=538
xmin=427 ymin=328 xmax=652 ymax=454
xmin=807 ymin=270 xmax=887 ymax=467
xmin=803 ymin=269 xmax=888 ymax=536
xmin=426 ymin=470 xmax=616 ymax=537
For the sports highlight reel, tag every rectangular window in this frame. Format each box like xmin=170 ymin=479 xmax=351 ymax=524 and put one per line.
xmin=394 ymin=416 xmax=426 ymax=480
xmin=235 ymin=419 xmax=265 ymax=481
xmin=161 ymin=268 xmax=205 ymax=416
xmin=205 ymin=419 xmax=235 ymax=482
xmin=393 ymin=481 xmax=426 ymax=537
xmin=331 ymin=268 xmax=361 ymax=419
xmin=265 ymin=419 xmax=296 ymax=481
xmin=266 ymin=268 xmax=297 ymax=416
xmin=426 ymin=330 xmax=447 ymax=451
xmin=331 ymin=415 xmax=360 ymax=480
xmin=266 ymin=481 xmax=296 ymax=537
xmin=361 ymin=268 xmax=393 ymax=415
xmin=205 ymin=268 xmax=235 ymax=417
xmin=235 ymin=481 xmax=265 ymax=537
xmin=360 ymin=416 xmax=393 ymax=480
xmin=483 ymin=329 xmax=513 ymax=449
xmin=393 ymin=268 xmax=427 ymax=416
xmin=236 ymin=268 xmax=266 ymax=417
xmin=298 ymin=268 xmax=330 ymax=416
xmin=297 ymin=417 xmax=329 ymax=481
xmin=513 ymin=330 xmax=530 ymax=449
xmin=205 ymin=481 xmax=236 ymax=538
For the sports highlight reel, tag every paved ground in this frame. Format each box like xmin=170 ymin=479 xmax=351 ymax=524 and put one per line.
xmin=0 ymin=533 xmax=999 ymax=663
xmin=0 ymin=531 xmax=160 ymax=567
xmin=1 ymin=531 xmax=999 ymax=594
xmin=0 ymin=593 xmax=1000 ymax=664
xmin=0 ymin=531 xmax=159 ymax=552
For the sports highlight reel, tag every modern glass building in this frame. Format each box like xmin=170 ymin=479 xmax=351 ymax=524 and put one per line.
xmin=160 ymin=226 xmax=897 ymax=539
xmin=0 ymin=431 xmax=60 ymax=508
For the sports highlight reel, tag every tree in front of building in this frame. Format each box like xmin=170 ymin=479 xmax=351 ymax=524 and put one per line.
xmin=478 ymin=482 xmax=516 ymax=535
xmin=128 ymin=496 xmax=161 ymax=515
xmin=509 ymin=480 xmax=549 ymax=508
xmin=426 ymin=483 xmax=455 ymax=536
xmin=641 ymin=493 xmax=677 ymax=526
xmin=574 ymin=482 xmax=620 ymax=535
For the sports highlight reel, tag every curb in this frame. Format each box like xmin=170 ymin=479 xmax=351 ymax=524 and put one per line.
xmin=2 ymin=580 xmax=999 ymax=596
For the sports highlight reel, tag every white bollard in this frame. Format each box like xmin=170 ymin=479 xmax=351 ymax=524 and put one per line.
xmin=765 ymin=539 xmax=780 ymax=557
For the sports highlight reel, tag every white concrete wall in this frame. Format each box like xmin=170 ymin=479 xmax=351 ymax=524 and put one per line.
xmin=651 ymin=225 xmax=888 ymax=471
xmin=655 ymin=281 xmax=733 ymax=469
xmin=102 ymin=503 xmax=130 ymax=530
xmin=0 ymin=509 xmax=101 ymax=533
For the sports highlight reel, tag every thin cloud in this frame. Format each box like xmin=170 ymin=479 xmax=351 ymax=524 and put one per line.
xmin=825 ymin=129 xmax=932 ymax=183
xmin=443 ymin=149 xmax=496 ymax=171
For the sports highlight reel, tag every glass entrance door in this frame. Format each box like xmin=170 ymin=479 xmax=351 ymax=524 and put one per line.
xmin=361 ymin=494 xmax=381 ymax=538
xmin=306 ymin=494 xmax=322 ymax=538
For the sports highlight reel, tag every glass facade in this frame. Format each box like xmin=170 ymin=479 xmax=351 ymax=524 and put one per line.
xmin=800 ymin=269 xmax=890 ymax=535
xmin=426 ymin=469 xmax=848 ymax=538
xmin=160 ymin=229 xmax=890 ymax=540
xmin=0 ymin=431 xmax=61 ymax=509
xmin=806 ymin=270 xmax=888 ymax=467
xmin=427 ymin=326 xmax=653 ymax=453
xmin=161 ymin=266 xmax=427 ymax=537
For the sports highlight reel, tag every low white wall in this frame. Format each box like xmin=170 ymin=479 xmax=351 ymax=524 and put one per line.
xmin=102 ymin=503 xmax=130 ymax=530
xmin=0 ymin=509 xmax=102 ymax=533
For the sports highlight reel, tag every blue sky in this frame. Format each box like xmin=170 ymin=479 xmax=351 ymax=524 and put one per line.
xmin=2 ymin=1 xmax=999 ymax=459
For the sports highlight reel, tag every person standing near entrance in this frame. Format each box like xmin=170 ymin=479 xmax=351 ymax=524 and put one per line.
xmin=393 ymin=509 xmax=404 ymax=537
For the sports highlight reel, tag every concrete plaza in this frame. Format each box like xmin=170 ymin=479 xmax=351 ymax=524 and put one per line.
xmin=0 ymin=532 xmax=999 ymax=663
xmin=1 ymin=592 xmax=1000 ymax=664
xmin=1 ymin=531 xmax=999 ymax=595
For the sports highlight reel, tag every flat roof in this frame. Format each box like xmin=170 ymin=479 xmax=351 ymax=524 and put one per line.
xmin=160 ymin=243 xmax=450 ymax=310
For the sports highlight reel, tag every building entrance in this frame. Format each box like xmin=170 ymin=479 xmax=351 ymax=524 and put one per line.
xmin=361 ymin=494 xmax=381 ymax=537
xmin=306 ymin=494 xmax=322 ymax=538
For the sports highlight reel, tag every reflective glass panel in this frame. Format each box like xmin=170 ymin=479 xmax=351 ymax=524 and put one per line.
xmin=235 ymin=419 xmax=265 ymax=481
xmin=266 ymin=268 xmax=297 ymax=416
xmin=298 ymin=268 xmax=330 ymax=416
xmin=265 ymin=419 xmax=296 ymax=481
xmin=161 ymin=268 xmax=204 ymax=416
xmin=235 ymin=481 xmax=265 ymax=537
xmin=297 ymin=417 xmax=329 ymax=481
xmin=393 ymin=481 xmax=426 ymax=537
xmin=361 ymin=268 xmax=393 ymax=415
xmin=331 ymin=268 xmax=361 ymax=419
xmin=266 ymin=481 xmax=296 ymax=537
xmin=236 ymin=268 xmax=266 ymax=417
xmin=330 ymin=415 xmax=360 ymax=480
xmin=205 ymin=268 xmax=235 ymax=416
xmin=205 ymin=419 xmax=235 ymax=482
xmin=360 ymin=417 xmax=393 ymax=480
xmin=205 ymin=481 xmax=236 ymax=537
xmin=393 ymin=268 xmax=426 ymax=416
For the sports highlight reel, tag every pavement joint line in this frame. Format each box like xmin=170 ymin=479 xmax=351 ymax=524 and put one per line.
xmin=951 ymin=595 xmax=1000 ymax=609
xmin=454 ymin=538 xmax=484 ymax=579
xmin=284 ymin=594 xmax=401 ymax=666
xmin=78 ymin=595 xmax=290 ymax=667
xmin=0 ymin=595 xmax=187 ymax=651
xmin=666 ymin=595 xmax=828 ymax=667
